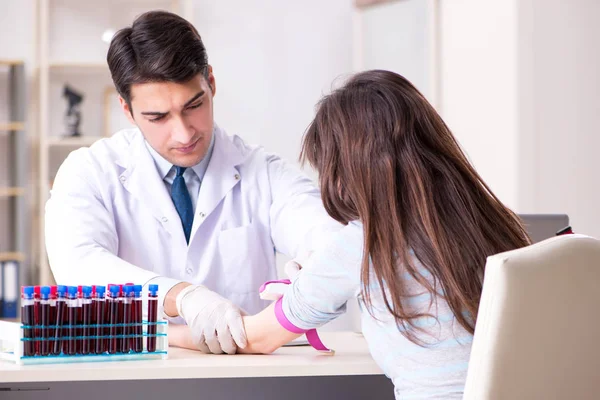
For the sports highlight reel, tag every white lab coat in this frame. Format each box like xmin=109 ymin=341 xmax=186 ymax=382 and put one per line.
xmin=45 ymin=126 xmax=340 ymax=314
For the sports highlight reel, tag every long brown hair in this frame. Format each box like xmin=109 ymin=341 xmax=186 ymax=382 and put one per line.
xmin=300 ymin=70 xmax=530 ymax=344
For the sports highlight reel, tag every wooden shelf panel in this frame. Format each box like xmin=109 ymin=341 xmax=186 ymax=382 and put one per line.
xmin=0 ymin=122 xmax=25 ymax=131
xmin=0 ymin=59 xmax=24 ymax=66
xmin=0 ymin=252 xmax=25 ymax=262
xmin=47 ymin=136 xmax=104 ymax=147
xmin=49 ymin=62 xmax=108 ymax=70
xmin=0 ymin=187 xmax=25 ymax=197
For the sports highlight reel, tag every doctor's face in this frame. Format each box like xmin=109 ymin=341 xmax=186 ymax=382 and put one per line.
xmin=121 ymin=69 xmax=216 ymax=168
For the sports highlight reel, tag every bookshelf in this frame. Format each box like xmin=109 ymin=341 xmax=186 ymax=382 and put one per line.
xmin=0 ymin=59 xmax=27 ymax=308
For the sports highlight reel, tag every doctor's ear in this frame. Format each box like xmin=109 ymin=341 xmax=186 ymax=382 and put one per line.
xmin=119 ymin=96 xmax=137 ymax=125
xmin=206 ymin=65 xmax=216 ymax=97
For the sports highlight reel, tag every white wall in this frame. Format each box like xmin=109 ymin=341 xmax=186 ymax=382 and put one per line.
xmin=0 ymin=1 xmax=36 ymax=63
xmin=357 ymin=0 xmax=433 ymax=100
xmin=439 ymin=0 xmax=520 ymax=209
xmin=440 ymin=0 xmax=600 ymax=238
xmin=519 ymin=0 xmax=600 ymax=238
xmin=193 ymin=0 xmax=354 ymax=167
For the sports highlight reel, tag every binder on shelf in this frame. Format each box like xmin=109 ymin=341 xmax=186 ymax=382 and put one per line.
xmin=2 ymin=260 xmax=19 ymax=318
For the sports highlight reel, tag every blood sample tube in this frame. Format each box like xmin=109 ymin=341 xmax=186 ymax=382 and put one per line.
xmin=90 ymin=285 xmax=97 ymax=348
xmin=117 ymin=285 xmax=125 ymax=352
xmin=21 ymin=286 xmax=35 ymax=357
xmin=106 ymin=284 xmax=116 ymax=352
xmin=66 ymin=286 xmax=79 ymax=355
xmin=81 ymin=286 xmax=92 ymax=355
xmin=89 ymin=285 xmax=96 ymax=352
xmin=94 ymin=286 xmax=106 ymax=354
xmin=108 ymin=285 xmax=120 ymax=354
xmin=77 ymin=285 xmax=83 ymax=353
xmin=39 ymin=286 xmax=51 ymax=356
xmin=107 ymin=284 xmax=121 ymax=352
xmin=147 ymin=284 xmax=158 ymax=352
xmin=52 ymin=285 xmax=67 ymax=355
xmin=132 ymin=285 xmax=143 ymax=353
xmin=121 ymin=285 xmax=133 ymax=353
xmin=49 ymin=286 xmax=57 ymax=350
xmin=33 ymin=285 xmax=40 ymax=355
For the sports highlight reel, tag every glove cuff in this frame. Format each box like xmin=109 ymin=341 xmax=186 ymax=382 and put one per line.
xmin=175 ymin=284 xmax=206 ymax=319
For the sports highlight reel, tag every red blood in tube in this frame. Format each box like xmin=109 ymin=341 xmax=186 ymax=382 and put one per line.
xmin=67 ymin=303 xmax=78 ymax=355
xmin=147 ymin=295 xmax=158 ymax=352
xmin=40 ymin=301 xmax=51 ymax=356
xmin=22 ymin=303 xmax=35 ymax=356
xmin=133 ymin=297 xmax=143 ymax=353
xmin=34 ymin=286 xmax=41 ymax=355
xmin=52 ymin=297 xmax=66 ymax=355
xmin=94 ymin=297 xmax=106 ymax=354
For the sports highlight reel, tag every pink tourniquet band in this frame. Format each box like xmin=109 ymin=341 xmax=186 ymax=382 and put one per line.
xmin=274 ymin=297 xmax=334 ymax=353
xmin=275 ymin=297 xmax=306 ymax=334
xmin=259 ymin=279 xmax=291 ymax=294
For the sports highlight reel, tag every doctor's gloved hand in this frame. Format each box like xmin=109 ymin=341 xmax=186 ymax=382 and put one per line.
xmin=175 ymin=285 xmax=247 ymax=354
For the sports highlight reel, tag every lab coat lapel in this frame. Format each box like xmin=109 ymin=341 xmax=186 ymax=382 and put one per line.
xmin=190 ymin=128 xmax=246 ymax=239
xmin=116 ymin=131 xmax=182 ymax=239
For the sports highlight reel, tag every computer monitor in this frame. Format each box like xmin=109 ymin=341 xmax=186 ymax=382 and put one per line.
xmin=518 ymin=214 xmax=570 ymax=243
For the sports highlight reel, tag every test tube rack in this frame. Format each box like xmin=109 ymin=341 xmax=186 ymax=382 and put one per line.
xmin=0 ymin=319 xmax=168 ymax=365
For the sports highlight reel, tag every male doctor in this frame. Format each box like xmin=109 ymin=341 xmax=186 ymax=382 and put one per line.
xmin=45 ymin=11 xmax=339 ymax=355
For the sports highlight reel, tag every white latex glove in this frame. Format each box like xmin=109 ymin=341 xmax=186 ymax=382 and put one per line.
xmin=175 ymin=285 xmax=247 ymax=354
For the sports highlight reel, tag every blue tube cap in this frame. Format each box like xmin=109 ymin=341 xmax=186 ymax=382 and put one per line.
xmin=82 ymin=286 xmax=92 ymax=297
xmin=67 ymin=286 xmax=78 ymax=297
xmin=95 ymin=285 xmax=106 ymax=296
xmin=109 ymin=285 xmax=120 ymax=296
xmin=148 ymin=284 xmax=159 ymax=296
xmin=23 ymin=286 xmax=34 ymax=297
xmin=57 ymin=285 xmax=67 ymax=294
xmin=133 ymin=285 xmax=142 ymax=296
xmin=40 ymin=286 xmax=51 ymax=298
xmin=123 ymin=285 xmax=132 ymax=294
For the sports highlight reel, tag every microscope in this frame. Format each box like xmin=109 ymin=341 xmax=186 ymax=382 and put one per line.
xmin=63 ymin=85 xmax=84 ymax=137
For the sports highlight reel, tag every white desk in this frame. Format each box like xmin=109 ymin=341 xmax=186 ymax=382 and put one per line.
xmin=0 ymin=332 xmax=394 ymax=400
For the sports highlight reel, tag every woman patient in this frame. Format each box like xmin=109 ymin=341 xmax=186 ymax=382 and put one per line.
xmin=170 ymin=70 xmax=531 ymax=398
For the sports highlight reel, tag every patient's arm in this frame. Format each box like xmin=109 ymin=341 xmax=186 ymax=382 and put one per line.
xmin=168 ymin=302 xmax=300 ymax=354
xmin=238 ymin=302 xmax=301 ymax=354
xmin=168 ymin=323 xmax=196 ymax=349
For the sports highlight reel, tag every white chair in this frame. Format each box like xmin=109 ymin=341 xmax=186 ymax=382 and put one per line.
xmin=464 ymin=234 xmax=600 ymax=400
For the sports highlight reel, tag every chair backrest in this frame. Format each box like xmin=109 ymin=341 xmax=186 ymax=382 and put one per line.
xmin=464 ymin=234 xmax=600 ymax=400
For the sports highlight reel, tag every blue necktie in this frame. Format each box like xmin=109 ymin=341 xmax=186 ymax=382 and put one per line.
xmin=171 ymin=166 xmax=194 ymax=243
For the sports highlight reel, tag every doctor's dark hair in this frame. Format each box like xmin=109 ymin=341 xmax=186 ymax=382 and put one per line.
xmin=300 ymin=70 xmax=531 ymax=345
xmin=107 ymin=10 xmax=209 ymax=111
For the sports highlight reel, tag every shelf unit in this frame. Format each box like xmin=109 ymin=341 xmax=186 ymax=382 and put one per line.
xmin=49 ymin=62 xmax=110 ymax=70
xmin=0 ymin=59 xmax=27 ymax=307
xmin=46 ymin=136 xmax=104 ymax=147
xmin=0 ymin=122 xmax=25 ymax=131
xmin=0 ymin=252 xmax=26 ymax=263
xmin=37 ymin=0 xmax=194 ymax=285
xmin=0 ymin=187 xmax=26 ymax=197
